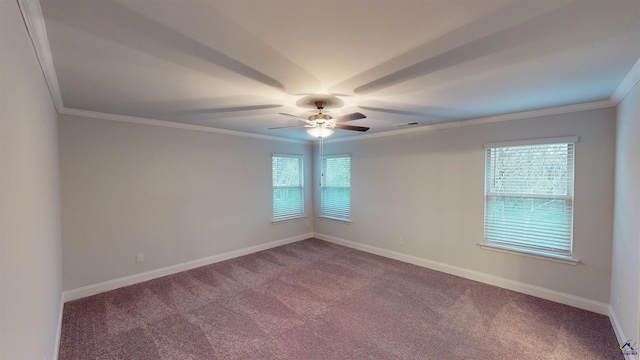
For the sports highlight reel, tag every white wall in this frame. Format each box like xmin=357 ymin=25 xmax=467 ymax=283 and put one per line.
xmin=315 ymin=108 xmax=616 ymax=306
xmin=610 ymin=80 xmax=640 ymax=344
xmin=59 ymin=115 xmax=313 ymax=291
xmin=0 ymin=1 xmax=63 ymax=359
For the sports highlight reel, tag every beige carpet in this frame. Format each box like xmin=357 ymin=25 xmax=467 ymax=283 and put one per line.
xmin=60 ymin=238 xmax=622 ymax=359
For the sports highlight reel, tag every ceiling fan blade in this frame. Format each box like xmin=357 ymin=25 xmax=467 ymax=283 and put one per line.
xmin=268 ymin=125 xmax=307 ymax=130
xmin=332 ymin=112 xmax=366 ymax=123
xmin=334 ymin=124 xmax=370 ymax=132
xmin=359 ymin=105 xmax=459 ymax=120
xmin=205 ymin=104 xmax=282 ymax=114
xmin=279 ymin=113 xmax=311 ymax=122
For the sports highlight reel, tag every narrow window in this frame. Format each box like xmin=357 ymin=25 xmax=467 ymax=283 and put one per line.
xmin=272 ymin=154 xmax=304 ymax=222
xmin=320 ymin=155 xmax=351 ymax=222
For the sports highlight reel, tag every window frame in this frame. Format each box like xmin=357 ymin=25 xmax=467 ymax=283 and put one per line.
xmin=481 ymin=136 xmax=579 ymax=264
xmin=272 ymin=153 xmax=305 ymax=222
xmin=319 ymin=154 xmax=351 ymax=223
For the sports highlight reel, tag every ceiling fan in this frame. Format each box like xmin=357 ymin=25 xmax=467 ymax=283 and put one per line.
xmin=270 ymin=101 xmax=369 ymax=138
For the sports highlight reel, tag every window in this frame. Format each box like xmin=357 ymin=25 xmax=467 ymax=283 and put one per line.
xmin=320 ymin=155 xmax=351 ymax=222
xmin=483 ymin=137 xmax=577 ymax=259
xmin=272 ymin=154 xmax=304 ymax=222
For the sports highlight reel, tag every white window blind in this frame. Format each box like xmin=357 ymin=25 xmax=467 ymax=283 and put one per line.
xmin=272 ymin=154 xmax=304 ymax=222
xmin=321 ymin=155 xmax=351 ymax=221
xmin=483 ymin=138 xmax=576 ymax=258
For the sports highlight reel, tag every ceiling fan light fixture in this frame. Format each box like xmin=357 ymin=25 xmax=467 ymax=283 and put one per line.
xmin=306 ymin=127 xmax=334 ymax=138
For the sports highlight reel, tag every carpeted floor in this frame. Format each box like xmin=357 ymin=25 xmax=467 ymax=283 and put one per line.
xmin=59 ymin=238 xmax=622 ymax=359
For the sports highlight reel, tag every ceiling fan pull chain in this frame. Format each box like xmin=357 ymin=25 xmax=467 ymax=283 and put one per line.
xmin=319 ymin=137 xmax=324 ymax=187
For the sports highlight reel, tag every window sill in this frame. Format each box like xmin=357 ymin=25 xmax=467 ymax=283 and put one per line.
xmin=478 ymin=242 xmax=580 ymax=265
xmin=318 ymin=215 xmax=351 ymax=223
xmin=272 ymin=216 xmax=306 ymax=224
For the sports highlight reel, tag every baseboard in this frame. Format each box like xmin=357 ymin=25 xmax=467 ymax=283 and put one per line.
xmin=63 ymin=233 xmax=313 ymax=302
xmin=315 ymin=233 xmax=609 ymax=315
xmin=609 ymin=306 xmax=637 ymax=360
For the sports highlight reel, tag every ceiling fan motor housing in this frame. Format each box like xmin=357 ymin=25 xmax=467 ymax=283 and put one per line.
xmin=309 ymin=113 xmax=332 ymax=122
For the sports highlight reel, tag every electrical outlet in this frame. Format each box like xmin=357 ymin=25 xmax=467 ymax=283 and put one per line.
xmin=398 ymin=237 xmax=404 ymax=245
xmin=617 ymin=293 xmax=621 ymax=303
xmin=136 ymin=253 xmax=144 ymax=263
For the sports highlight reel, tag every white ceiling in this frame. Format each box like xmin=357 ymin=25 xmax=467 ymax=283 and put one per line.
xmin=35 ymin=0 xmax=640 ymax=141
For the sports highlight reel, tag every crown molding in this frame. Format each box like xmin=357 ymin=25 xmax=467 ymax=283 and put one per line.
xmin=18 ymin=0 xmax=64 ymax=112
xmin=611 ymin=57 xmax=640 ymax=104
xmin=57 ymin=100 xmax=612 ymax=146
xmin=325 ymin=99 xmax=615 ymax=144
xmin=59 ymin=108 xmax=310 ymax=144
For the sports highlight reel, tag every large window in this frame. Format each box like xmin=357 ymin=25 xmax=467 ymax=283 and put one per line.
xmin=483 ymin=137 xmax=577 ymax=259
xmin=320 ymin=155 xmax=351 ymax=222
xmin=272 ymin=154 xmax=304 ymax=222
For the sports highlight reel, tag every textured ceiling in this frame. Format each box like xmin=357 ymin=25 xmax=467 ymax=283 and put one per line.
xmin=38 ymin=0 xmax=640 ymax=140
